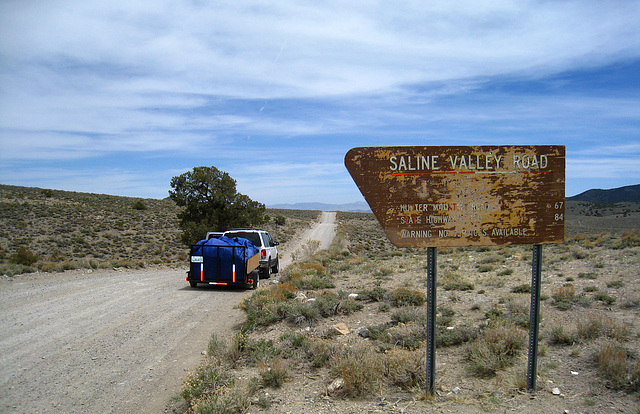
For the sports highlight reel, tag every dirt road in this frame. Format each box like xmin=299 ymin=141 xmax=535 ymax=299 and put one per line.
xmin=278 ymin=211 xmax=337 ymax=269
xmin=0 ymin=213 xmax=336 ymax=413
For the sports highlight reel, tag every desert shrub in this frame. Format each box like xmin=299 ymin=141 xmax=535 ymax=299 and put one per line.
xmin=578 ymin=272 xmax=598 ymax=280
xmin=132 ymin=200 xmax=147 ymax=210
xmin=291 ymin=274 xmax=335 ymax=290
xmin=479 ymin=255 xmax=502 ymax=264
xmin=443 ymin=281 xmax=474 ymax=291
xmin=477 ymin=264 xmax=495 ymax=273
xmin=606 ymin=280 xmax=625 ymax=289
xmin=287 ymin=302 xmax=321 ymax=325
xmin=391 ymin=306 xmax=427 ymax=325
xmin=437 ymin=324 xmax=477 ymax=347
xmin=621 ymin=296 xmax=640 ymax=309
xmin=389 ymin=287 xmax=426 ymax=307
xmin=314 ymin=292 xmax=340 ymax=317
xmin=485 ymin=307 xmax=503 ymax=320
xmin=259 ymin=358 xmax=289 ymax=388
xmin=364 ymin=322 xmax=392 ymax=342
xmin=207 ymin=333 xmax=227 ymax=357
xmin=595 ymin=340 xmax=638 ymax=391
xmin=299 ymin=261 xmax=327 ymax=275
xmin=9 ymin=246 xmax=38 ymax=266
xmin=551 ymin=284 xmax=591 ymax=310
xmin=384 ymin=323 xmax=424 ymax=350
xmin=594 ymin=292 xmax=616 ymax=305
xmin=572 ymin=249 xmax=589 ymax=259
xmin=289 ymin=240 xmax=321 ymax=262
xmin=507 ymin=369 xmax=528 ymax=391
xmin=384 ymin=348 xmax=425 ymax=388
xmin=511 ymin=284 xmax=531 ymax=294
xmin=329 ymin=345 xmax=384 ymax=397
xmin=577 ymin=314 xmax=629 ymax=341
xmin=181 ymin=358 xmax=235 ymax=407
xmin=611 ymin=231 xmax=640 ymax=249
xmin=307 ymin=338 xmax=334 ymax=368
xmin=465 ymin=322 xmax=527 ymax=377
xmin=278 ymin=331 xmax=309 ymax=359
xmin=339 ymin=299 xmax=364 ymax=314
xmin=246 ymin=338 xmax=281 ymax=365
xmin=228 ymin=333 xmax=281 ymax=367
xmin=241 ymin=285 xmax=292 ymax=328
xmin=373 ymin=266 xmax=393 ymax=278
xmin=357 ymin=286 xmax=387 ymax=302
xmin=497 ymin=268 xmax=514 ymax=276
xmin=187 ymin=385 xmax=250 ymax=414
xmin=548 ymin=325 xmax=577 ymax=346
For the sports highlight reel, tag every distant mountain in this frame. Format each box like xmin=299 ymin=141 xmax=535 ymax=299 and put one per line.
xmin=268 ymin=201 xmax=371 ymax=212
xmin=568 ymin=184 xmax=640 ymax=203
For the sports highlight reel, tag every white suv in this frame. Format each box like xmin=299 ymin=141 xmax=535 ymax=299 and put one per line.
xmin=222 ymin=229 xmax=279 ymax=279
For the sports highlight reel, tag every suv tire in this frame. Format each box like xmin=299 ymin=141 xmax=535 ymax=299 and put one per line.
xmin=261 ymin=263 xmax=271 ymax=279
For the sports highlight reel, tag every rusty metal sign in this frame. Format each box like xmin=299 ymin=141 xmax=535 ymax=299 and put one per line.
xmin=345 ymin=145 xmax=565 ymax=247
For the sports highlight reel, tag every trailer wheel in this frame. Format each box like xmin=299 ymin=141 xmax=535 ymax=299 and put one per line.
xmin=251 ymin=273 xmax=260 ymax=289
xmin=189 ymin=281 xmax=198 ymax=288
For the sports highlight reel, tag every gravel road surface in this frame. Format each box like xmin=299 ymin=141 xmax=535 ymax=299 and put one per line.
xmin=0 ymin=268 xmax=249 ymax=413
xmin=0 ymin=212 xmax=336 ymax=413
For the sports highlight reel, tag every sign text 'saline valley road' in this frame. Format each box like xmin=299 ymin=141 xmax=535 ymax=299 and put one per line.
xmin=344 ymin=145 xmax=565 ymax=248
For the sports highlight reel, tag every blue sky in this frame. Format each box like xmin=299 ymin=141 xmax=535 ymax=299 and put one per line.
xmin=1 ymin=1 xmax=639 ymax=205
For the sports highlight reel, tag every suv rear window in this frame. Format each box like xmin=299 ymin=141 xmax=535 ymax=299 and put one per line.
xmin=225 ymin=232 xmax=261 ymax=247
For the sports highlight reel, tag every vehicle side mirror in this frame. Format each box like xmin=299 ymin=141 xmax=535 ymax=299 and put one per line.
xmin=273 ymin=241 xmax=279 ymax=246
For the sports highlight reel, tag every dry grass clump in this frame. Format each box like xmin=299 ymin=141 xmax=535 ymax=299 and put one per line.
xmin=327 ymin=343 xmax=426 ymax=396
xmin=465 ymin=322 xmax=527 ymax=377
xmin=577 ymin=314 xmax=629 ymax=341
xmin=551 ymin=283 xmax=592 ymax=310
xmin=329 ymin=344 xmax=385 ymax=397
xmin=388 ymin=287 xmax=426 ymax=307
xmin=595 ymin=340 xmax=640 ymax=392
xmin=258 ymin=358 xmax=289 ymax=388
xmin=181 ymin=355 xmax=250 ymax=414
xmin=384 ymin=348 xmax=425 ymax=389
xmin=547 ymin=313 xmax=630 ymax=347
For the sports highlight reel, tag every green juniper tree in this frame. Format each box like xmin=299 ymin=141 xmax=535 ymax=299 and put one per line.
xmin=169 ymin=166 xmax=266 ymax=245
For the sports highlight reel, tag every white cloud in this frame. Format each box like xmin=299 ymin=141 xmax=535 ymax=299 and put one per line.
xmin=568 ymin=158 xmax=640 ymax=180
xmin=1 ymin=1 xmax=639 ymax=201
xmin=3 ymin=1 xmax=640 ymax=99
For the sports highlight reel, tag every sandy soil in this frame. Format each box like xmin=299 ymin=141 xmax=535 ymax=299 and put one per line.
xmin=0 ymin=214 xmax=337 ymax=414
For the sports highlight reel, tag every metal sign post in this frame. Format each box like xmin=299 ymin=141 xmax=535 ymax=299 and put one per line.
xmin=344 ymin=145 xmax=565 ymax=397
xmin=425 ymin=247 xmax=437 ymax=396
xmin=527 ymin=244 xmax=543 ymax=391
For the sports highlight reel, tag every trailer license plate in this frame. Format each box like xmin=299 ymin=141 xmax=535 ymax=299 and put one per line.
xmin=191 ymin=256 xmax=203 ymax=263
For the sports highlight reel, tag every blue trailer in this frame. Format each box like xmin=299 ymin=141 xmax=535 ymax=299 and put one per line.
xmin=186 ymin=236 xmax=261 ymax=289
